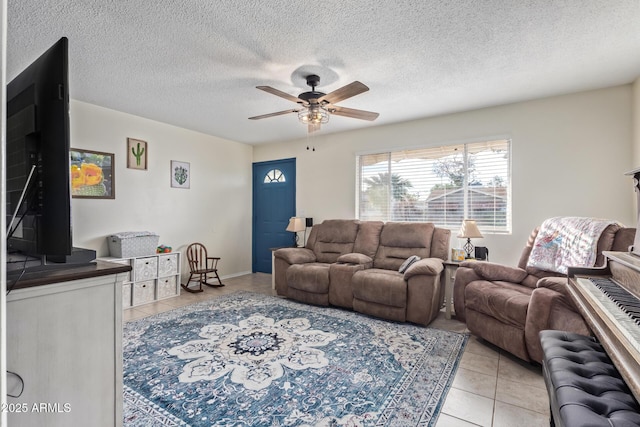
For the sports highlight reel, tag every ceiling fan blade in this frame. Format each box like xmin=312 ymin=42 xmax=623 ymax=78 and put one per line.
xmin=319 ymin=81 xmax=369 ymax=104
xmin=248 ymin=109 xmax=299 ymax=120
xmin=256 ymin=86 xmax=305 ymax=104
xmin=329 ymin=106 xmax=379 ymax=121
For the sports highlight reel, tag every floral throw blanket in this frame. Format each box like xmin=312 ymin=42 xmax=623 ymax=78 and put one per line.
xmin=527 ymin=217 xmax=617 ymax=274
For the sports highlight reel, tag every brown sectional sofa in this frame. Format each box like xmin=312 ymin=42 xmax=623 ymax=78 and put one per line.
xmin=274 ymin=219 xmax=451 ymax=325
xmin=453 ymin=223 xmax=635 ymax=363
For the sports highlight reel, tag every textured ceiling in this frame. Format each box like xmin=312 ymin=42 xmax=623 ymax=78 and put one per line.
xmin=7 ymin=1 xmax=640 ymax=145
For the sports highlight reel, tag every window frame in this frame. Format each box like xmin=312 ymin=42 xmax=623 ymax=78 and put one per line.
xmin=356 ymin=138 xmax=512 ymax=234
xmin=263 ymin=168 xmax=287 ymax=184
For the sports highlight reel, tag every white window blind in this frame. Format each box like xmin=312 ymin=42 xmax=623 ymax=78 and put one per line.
xmin=357 ymin=139 xmax=511 ymax=233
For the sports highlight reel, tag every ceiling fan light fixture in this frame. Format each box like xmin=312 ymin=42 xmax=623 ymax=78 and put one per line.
xmin=298 ymin=105 xmax=329 ymax=125
xmin=251 ymin=74 xmax=377 ymax=129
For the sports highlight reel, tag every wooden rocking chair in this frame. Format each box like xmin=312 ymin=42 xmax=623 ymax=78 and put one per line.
xmin=181 ymin=242 xmax=224 ymax=293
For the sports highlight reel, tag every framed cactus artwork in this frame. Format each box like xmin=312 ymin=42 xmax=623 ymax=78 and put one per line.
xmin=127 ymin=138 xmax=148 ymax=170
xmin=70 ymin=148 xmax=115 ymax=199
xmin=171 ymin=161 xmax=190 ymax=189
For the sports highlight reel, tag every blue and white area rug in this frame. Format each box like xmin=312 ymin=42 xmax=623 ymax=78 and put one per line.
xmin=123 ymin=292 xmax=468 ymax=426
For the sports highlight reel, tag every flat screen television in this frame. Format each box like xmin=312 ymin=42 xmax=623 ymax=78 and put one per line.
xmin=6 ymin=37 xmax=72 ymax=269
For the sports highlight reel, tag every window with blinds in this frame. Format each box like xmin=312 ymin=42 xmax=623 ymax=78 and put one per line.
xmin=357 ymin=139 xmax=511 ymax=233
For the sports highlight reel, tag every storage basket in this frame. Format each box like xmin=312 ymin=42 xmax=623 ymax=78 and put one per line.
xmin=108 ymin=231 xmax=159 ymax=258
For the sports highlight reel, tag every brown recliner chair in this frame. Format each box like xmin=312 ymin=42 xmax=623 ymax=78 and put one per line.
xmin=453 ymin=222 xmax=635 ymax=363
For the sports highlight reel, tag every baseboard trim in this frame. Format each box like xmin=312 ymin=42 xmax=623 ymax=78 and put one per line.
xmin=220 ymin=271 xmax=254 ymax=280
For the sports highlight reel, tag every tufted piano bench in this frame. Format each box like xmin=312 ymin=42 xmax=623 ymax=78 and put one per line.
xmin=540 ymin=330 xmax=640 ymax=427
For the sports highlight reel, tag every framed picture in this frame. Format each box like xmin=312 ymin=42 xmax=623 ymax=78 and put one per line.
xmin=171 ymin=161 xmax=190 ymax=189
xmin=127 ymin=138 xmax=147 ymax=170
xmin=70 ymin=148 xmax=115 ymax=199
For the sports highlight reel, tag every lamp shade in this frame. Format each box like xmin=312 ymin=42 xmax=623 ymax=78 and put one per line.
xmin=457 ymin=219 xmax=483 ymax=239
xmin=286 ymin=217 xmax=306 ymax=233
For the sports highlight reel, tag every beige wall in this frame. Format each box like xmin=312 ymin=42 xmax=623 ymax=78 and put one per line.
xmin=633 ymin=77 xmax=640 ymax=166
xmin=70 ymin=101 xmax=253 ymax=278
xmin=254 ymin=85 xmax=635 ymax=265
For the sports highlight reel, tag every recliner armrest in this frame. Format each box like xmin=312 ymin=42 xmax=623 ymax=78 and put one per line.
xmin=460 ymin=261 xmax=528 ymax=283
xmin=525 ymin=286 xmax=590 ymax=363
xmin=404 ymin=258 xmax=443 ymax=279
xmin=274 ymin=247 xmax=316 ymax=264
xmin=536 ymin=276 xmax=570 ymax=297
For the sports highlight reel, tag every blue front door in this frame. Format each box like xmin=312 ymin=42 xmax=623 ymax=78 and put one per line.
xmin=252 ymin=158 xmax=296 ymax=273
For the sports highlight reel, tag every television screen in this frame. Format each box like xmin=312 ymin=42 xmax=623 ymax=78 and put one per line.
xmin=6 ymin=37 xmax=72 ymax=264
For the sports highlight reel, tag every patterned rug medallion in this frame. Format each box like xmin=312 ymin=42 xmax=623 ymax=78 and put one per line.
xmin=123 ymin=292 xmax=468 ymax=426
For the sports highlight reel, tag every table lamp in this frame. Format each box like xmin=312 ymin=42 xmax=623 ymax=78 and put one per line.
xmin=458 ymin=219 xmax=483 ymax=259
xmin=286 ymin=217 xmax=306 ymax=247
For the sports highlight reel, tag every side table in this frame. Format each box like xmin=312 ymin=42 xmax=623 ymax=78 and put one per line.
xmin=270 ymin=247 xmax=288 ymax=289
xmin=443 ymin=261 xmax=462 ymax=320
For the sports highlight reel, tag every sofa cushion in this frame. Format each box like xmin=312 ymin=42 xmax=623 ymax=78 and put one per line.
xmin=611 ymin=227 xmax=636 ymax=251
xmin=353 ymin=220 xmax=384 ymax=258
xmin=517 ymin=227 xmax=540 ymax=270
xmin=305 ymin=225 xmax=319 ymax=249
xmin=431 ymin=227 xmax=452 ymax=260
xmin=352 ymin=269 xmax=407 ymax=308
xmin=373 ymin=222 xmax=434 ymax=270
xmin=594 ymin=223 xmax=621 ymax=266
xmin=313 ymin=220 xmax=359 ymax=263
xmin=465 ymin=280 xmax=532 ymax=327
xmin=286 ymin=263 xmax=331 ymax=294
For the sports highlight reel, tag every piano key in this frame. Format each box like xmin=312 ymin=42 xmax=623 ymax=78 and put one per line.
xmin=576 ymin=277 xmax=640 ymax=354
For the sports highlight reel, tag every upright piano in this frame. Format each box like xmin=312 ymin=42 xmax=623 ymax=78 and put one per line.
xmin=568 ymin=251 xmax=640 ymax=402
xmin=566 ymin=166 xmax=640 ymax=403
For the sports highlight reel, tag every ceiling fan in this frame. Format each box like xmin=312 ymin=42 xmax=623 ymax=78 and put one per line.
xmin=249 ymin=74 xmax=379 ymax=133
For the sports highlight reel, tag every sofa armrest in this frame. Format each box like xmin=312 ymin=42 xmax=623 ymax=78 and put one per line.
xmin=404 ymin=258 xmax=443 ymax=279
xmin=460 ymin=261 xmax=528 ymax=283
xmin=337 ymin=253 xmax=373 ymax=266
xmin=274 ymin=247 xmax=316 ymax=264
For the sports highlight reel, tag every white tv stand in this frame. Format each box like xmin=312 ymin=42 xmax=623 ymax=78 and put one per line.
xmin=5 ymin=262 xmax=130 ymax=427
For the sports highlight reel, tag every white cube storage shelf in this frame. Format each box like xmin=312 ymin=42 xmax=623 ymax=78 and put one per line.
xmin=157 ymin=276 xmax=178 ymax=299
xmin=99 ymin=252 xmax=181 ymax=308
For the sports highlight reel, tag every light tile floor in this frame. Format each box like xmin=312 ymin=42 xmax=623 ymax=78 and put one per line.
xmin=124 ymin=273 xmax=550 ymax=427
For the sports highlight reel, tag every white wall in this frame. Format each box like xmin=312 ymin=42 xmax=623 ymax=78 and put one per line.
xmin=633 ymin=77 xmax=640 ymax=166
xmin=254 ymin=85 xmax=635 ymax=265
xmin=70 ymin=101 xmax=253 ymax=278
